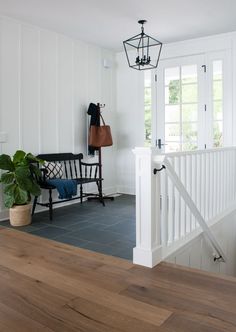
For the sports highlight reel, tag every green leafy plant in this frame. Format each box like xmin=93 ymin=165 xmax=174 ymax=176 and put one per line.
xmin=0 ymin=150 xmax=43 ymax=208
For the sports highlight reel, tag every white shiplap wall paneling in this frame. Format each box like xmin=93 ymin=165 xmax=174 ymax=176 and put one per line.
xmin=87 ymin=44 xmax=102 ymax=104
xmin=0 ymin=19 xmax=20 ymax=155
xmin=21 ymin=25 xmax=40 ymax=154
xmin=58 ymin=35 xmax=73 ymax=153
xmin=74 ymin=40 xmax=89 ymax=155
xmin=40 ymin=30 xmax=58 ymax=153
xmin=100 ymin=49 xmax=117 ymax=192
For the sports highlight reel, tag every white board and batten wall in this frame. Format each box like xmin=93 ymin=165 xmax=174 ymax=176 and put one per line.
xmin=116 ymin=51 xmax=145 ymax=195
xmin=0 ymin=15 xmax=117 ymax=220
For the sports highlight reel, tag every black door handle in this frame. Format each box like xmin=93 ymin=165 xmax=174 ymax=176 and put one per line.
xmin=157 ymin=139 xmax=167 ymax=149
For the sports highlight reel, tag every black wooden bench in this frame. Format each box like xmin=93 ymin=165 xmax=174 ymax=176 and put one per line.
xmin=32 ymin=153 xmax=104 ymax=220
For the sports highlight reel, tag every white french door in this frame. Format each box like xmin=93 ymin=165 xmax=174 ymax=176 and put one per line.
xmin=153 ymin=51 xmax=231 ymax=152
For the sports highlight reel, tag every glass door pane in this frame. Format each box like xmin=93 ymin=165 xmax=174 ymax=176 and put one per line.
xmin=154 ymin=52 xmax=230 ymax=152
xmin=212 ymin=60 xmax=223 ymax=147
xmin=164 ymin=63 xmax=198 ymax=152
xmin=144 ymin=71 xmax=152 ymax=146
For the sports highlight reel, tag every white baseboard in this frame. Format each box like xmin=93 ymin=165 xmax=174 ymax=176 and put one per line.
xmin=101 ymin=186 xmax=118 ymax=196
xmin=116 ymin=185 xmax=135 ymax=195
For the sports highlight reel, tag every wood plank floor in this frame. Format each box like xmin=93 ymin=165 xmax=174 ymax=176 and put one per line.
xmin=0 ymin=227 xmax=236 ymax=331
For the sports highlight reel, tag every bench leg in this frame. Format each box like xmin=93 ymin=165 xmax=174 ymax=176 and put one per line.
xmin=32 ymin=196 xmax=38 ymax=216
xmin=97 ymin=180 xmax=105 ymax=206
xmin=49 ymin=189 xmax=53 ymax=221
xmin=80 ymin=184 xmax=83 ymax=204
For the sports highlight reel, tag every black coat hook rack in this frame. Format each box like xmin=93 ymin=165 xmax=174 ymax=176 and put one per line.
xmin=87 ymin=102 xmax=114 ymax=204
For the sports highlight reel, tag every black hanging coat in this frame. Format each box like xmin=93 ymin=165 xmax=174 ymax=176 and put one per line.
xmin=87 ymin=103 xmax=100 ymax=155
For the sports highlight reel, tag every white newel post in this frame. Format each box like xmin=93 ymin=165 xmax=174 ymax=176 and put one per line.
xmin=133 ymin=147 xmax=163 ymax=268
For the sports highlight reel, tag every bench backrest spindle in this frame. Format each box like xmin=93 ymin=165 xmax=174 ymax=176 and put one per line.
xmin=74 ymin=160 xmax=78 ymax=178
xmin=94 ymin=166 xmax=98 ymax=178
xmin=68 ymin=160 xmax=72 ymax=179
xmin=63 ymin=160 xmax=68 ymax=178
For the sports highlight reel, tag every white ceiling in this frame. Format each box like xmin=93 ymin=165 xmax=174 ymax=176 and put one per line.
xmin=0 ymin=0 xmax=236 ymax=51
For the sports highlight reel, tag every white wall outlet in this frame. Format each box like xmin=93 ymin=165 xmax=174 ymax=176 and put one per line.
xmin=103 ymin=58 xmax=112 ymax=69
xmin=0 ymin=132 xmax=7 ymax=143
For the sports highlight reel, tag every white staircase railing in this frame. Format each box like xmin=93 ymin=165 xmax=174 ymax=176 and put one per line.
xmin=133 ymin=147 xmax=236 ymax=268
xmin=163 ymin=158 xmax=226 ymax=262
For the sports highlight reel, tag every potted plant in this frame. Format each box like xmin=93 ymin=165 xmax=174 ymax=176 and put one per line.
xmin=0 ymin=150 xmax=43 ymax=226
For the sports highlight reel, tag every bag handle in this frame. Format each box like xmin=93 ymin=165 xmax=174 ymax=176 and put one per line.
xmin=100 ymin=113 xmax=106 ymax=126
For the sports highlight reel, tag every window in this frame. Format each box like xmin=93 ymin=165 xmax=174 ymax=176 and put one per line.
xmin=153 ymin=51 xmax=230 ymax=152
xmin=212 ymin=60 xmax=223 ymax=147
xmin=164 ymin=65 xmax=198 ymax=152
xmin=144 ymin=71 xmax=152 ymax=146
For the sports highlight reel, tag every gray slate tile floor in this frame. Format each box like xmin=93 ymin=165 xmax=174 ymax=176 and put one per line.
xmin=0 ymin=194 xmax=135 ymax=261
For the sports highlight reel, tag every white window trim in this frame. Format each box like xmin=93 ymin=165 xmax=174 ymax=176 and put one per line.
xmin=151 ymin=49 xmax=232 ymax=152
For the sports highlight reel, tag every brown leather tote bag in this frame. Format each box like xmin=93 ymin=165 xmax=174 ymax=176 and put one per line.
xmin=89 ymin=114 xmax=113 ymax=147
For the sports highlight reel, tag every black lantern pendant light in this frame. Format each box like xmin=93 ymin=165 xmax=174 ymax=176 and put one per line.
xmin=123 ymin=20 xmax=162 ymax=71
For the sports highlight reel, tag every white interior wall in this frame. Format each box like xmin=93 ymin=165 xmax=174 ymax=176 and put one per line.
xmin=116 ymin=31 xmax=236 ymax=194
xmin=116 ymin=52 xmax=144 ymax=194
xmin=0 ymin=16 xmax=117 ymax=220
xmin=165 ymin=212 xmax=236 ymax=276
